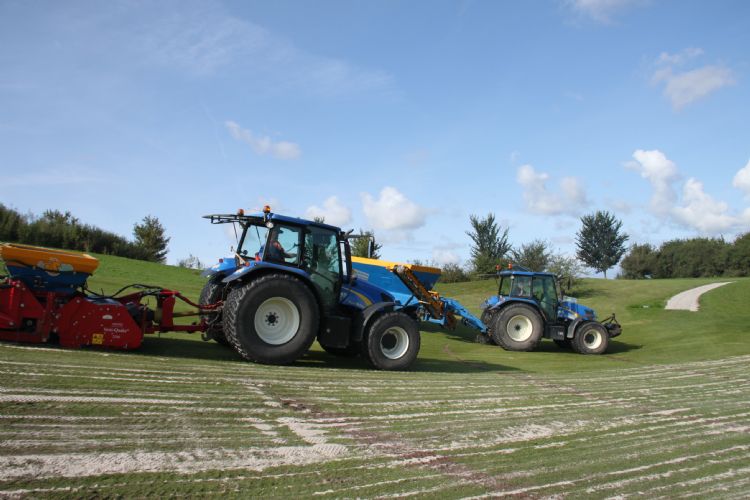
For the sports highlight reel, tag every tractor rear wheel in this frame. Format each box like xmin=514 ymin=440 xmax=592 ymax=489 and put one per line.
xmin=361 ymin=312 xmax=420 ymax=370
xmin=224 ymin=273 xmax=318 ymax=365
xmin=571 ymin=322 xmax=609 ymax=355
xmin=492 ymin=303 xmax=543 ymax=351
xmin=199 ymin=279 xmax=230 ymax=346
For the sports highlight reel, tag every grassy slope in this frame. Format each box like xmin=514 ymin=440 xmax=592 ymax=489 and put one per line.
xmin=80 ymin=253 xmax=750 ymax=372
xmin=1 ymin=253 xmax=749 ymax=497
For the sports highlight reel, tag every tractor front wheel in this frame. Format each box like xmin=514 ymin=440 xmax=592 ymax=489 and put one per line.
xmin=571 ymin=322 xmax=609 ymax=355
xmin=224 ymin=273 xmax=318 ymax=365
xmin=492 ymin=303 xmax=543 ymax=351
xmin=361 ymin=312 xmax=420 ymax=370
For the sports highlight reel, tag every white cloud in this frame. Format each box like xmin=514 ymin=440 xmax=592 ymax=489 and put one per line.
xmin=610 ymin=200 xmax=633 ymax=214
xmin=360 ymin=187 xmax=428 ymax=231
xmin=516 ymin=164 xmax=588 ymax=216
xmin=225 ymin=121 xmax=300 ymax=160
xmin=305 ymin=196 xmax=352 ymax=226
xmin=253 ymin=196 xmax=285 ymax=213
xmin=658 ymin=66 xmax=735 ymax=110
xmin=627 ymin=149 xmax=679 ymax=215
xmin=565 ymin=0 xmax=643 ymax=23
xmin=125 ymin=2 xmax=395 ymax=95
xmin=652 ymin=49 xmax=735 ymax=110
xmin=628 ymin=149 xmax=746 ymax=234
xmin=432 ymin=248 xmax=461 ymax=266
xmin=732 ymin=159 xmax=750 ymax=198
xmin=138 ymin=13 xmax=257 ymax=75
xmin=656 ymin=47 xmax=704 ymax=67
xmin=672 ymin=178 xmax=736 ymax=234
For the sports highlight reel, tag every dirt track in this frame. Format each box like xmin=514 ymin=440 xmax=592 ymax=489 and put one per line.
xmin=665 ymin=282 xmax=732 ymax=311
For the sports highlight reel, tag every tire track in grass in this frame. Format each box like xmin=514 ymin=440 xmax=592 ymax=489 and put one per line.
xmin=0 ymin=347 xmax=748 ymax=496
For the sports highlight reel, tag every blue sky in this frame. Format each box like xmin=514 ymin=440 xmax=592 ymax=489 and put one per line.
xmin=1 ymin=0 xmax=749 ymax=270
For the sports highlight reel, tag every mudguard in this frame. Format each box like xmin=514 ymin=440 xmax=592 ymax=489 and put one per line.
xmin=567 ymin=318 xmax=584 ymax=339
xmin=351 ymin=301 xmax=395 ymax=342
xmin=221 ymin=261 xmax=309 ymax=284
xmin=201 ymin=257 xmax=238 ymax=279
xmin=484 ymin=296 xmax=540 ymax=315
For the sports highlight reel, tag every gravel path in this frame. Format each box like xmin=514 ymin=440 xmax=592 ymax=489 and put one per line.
xmin=665 ymin=282 xmax=733 ymax=312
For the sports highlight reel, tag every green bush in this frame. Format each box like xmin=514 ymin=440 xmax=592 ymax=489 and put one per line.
xmin=0 ymin=204 xmax=153 ymax=261
xmin=620 ymin=243 xmax=658 ymax=279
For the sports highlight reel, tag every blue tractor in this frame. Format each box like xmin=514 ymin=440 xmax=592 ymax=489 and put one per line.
xmin=199 ymin=207 xmax=421 ymax=370
xmin=479 ymin=267 xmax=621 ymax=354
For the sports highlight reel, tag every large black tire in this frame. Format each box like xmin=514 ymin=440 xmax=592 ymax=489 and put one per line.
xmin=491 ymin=303 xmax=543 ymax=351
xmin=199 ymin=279 xmax=230 ymax=346
xmin=571 ymin=322 xmax=609 ymax=355
xmin=480 ymin=309 xmax=497 ymax=345
xmin=224 ymin=273 xmax=319 ymax=365
xmin=361 ymin=312 xmax=420 ymax=371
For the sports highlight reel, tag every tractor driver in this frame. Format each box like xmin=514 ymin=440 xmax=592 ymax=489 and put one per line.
xmin=511 ymin=276 xmax=531 ymax=298
xmin=264 ymin=227 xmax=298 ymax=263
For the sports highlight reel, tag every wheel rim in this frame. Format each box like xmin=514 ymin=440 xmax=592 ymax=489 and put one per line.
xmin=583 ymin=329 xmax=603 ymax=350
xmin=380 ymin=326 xmax=409 ymax=360
xmin=253 ymin=297 xmax=300 ymax=345
xmin=507 ymin=315 xmax=533 ymax=342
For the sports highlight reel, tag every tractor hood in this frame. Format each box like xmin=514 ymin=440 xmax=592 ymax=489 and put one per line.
xmin=558 ymin=299 xmax=596 ymax=321
xmin=201 ymin=257 xmax=238 ymax=278
xmin=480 ymin=295 xmax=503 ymax=310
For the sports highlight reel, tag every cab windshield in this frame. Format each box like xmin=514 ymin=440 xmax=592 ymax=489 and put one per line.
xmin=499 ymin=274 xmax=532 ymax=298
xmin=237 ymin=223 xmax=269 ymax=260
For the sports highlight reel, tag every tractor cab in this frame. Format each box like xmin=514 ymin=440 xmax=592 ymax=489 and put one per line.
xmin=203 ymin=208 xmax=352 ymax=310
xmin=497 ymin=270 xmax=561 ymax=322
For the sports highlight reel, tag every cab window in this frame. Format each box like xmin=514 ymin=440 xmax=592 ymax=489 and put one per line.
xmin=303 ymin=227 xmax=341 ymax=308
xmin=511 ymin=275 xmax=532 ymax=297
xmin=264 ymin=225 xmax=301 ymax=265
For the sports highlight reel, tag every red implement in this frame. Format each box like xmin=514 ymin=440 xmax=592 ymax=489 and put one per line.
xmin=0 ymin=278 xmax=216 ymax=350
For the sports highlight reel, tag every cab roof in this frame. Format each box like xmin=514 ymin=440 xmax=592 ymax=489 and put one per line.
xmin=498 ymin=270 xmax=556 ymax=278
xmin=203 ymin=211 xmax=343 ymax=233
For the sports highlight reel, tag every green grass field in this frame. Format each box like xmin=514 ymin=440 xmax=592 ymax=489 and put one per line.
xmin=1 ymin=254 xmax=749 ymax=498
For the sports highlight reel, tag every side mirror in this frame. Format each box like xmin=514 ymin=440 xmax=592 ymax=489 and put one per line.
xmin=367 ymin=239 xmax=374 ymax=259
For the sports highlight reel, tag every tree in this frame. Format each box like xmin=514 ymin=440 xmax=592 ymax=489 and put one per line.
xmin=511 ymin=239 xmax=551 ymax=272
xmin=177 ymin=254 xmax=204 ymax=270
xmin=133 ymin=215 xmax=170 ymax=263
xmin=351 ymin=229 xmax=382 ymax=259
xmin=0 ymin=204 xmax=24 ymax=242
xmin=575 ymin=211 xmax=628 ymax=278
xmin=620 ymin=243 xmax=658 ymax=279
xmin=466 ymin=213 xmax=511 ymax=277
xmin=440 ymin=262 xmax=470 ymax=283
xmin=655 ymin=237 xmax=728 ymax=278
xmin=727 ymin=233 xmax=750 ymax=276
xmin=547 ymin=253 xmax=585 ymax=292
